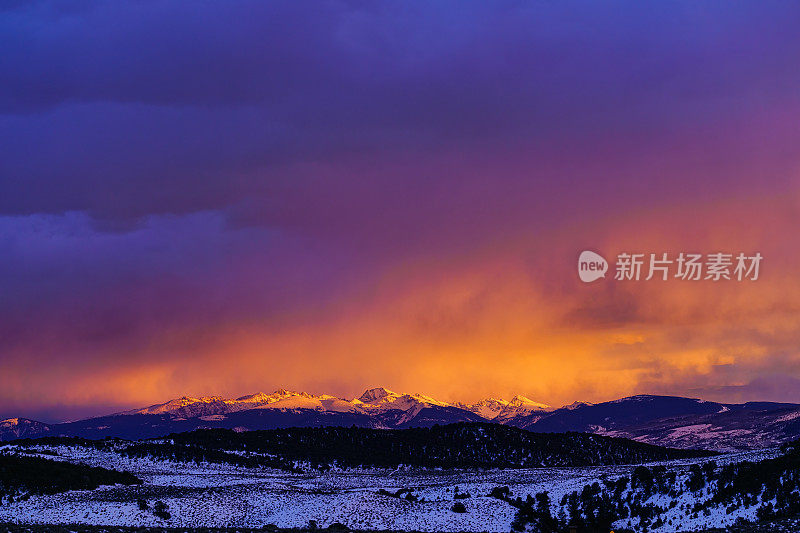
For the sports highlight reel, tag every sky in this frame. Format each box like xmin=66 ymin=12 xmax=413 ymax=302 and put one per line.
xmin=1 ymin=1 xmax=800 ymax=422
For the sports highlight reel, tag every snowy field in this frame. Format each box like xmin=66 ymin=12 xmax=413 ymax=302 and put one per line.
xmin=0 ymin=443 xmax=781 ymax=532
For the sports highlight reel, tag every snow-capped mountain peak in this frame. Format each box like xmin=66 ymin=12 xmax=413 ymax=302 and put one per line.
xmin=457 ymin=398 xmax=510 ymax=419
xmin=507 ymin=395 xmax=550 ymax=410
xmin=493 ymin=395 xmax=550 ymax=421
xmin=357 ymin=387 xmax=399 ymax=404
xmin=8 ymin=390 xmax=800 ymax=453
xmin=129 ymin=395 xmax=227 ymax=416
xmin=457 ymin=395 xmax=551 ymax=420
xmin=233 ymin=391 xmax=274 ymax=403
xmin=355 ymin=388 xmax=453 ymax=413
xmin=407 ymin=392 xmax=451 ymax=407
xmin=109 ymin=387 xmax=554 ymax=422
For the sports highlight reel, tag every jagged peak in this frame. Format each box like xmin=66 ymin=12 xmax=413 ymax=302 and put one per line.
xmin=484 ymin=397 xmax=509 ymax=404
xmin=114 ymin=387 xmax=554 ymax=420
xmin=358 ymin=387 xmax=399 ymax=403
xmin=463 ymin=398 xmax=509 ymax=408
xmin=234 ymin=391 xmax=271 ymax=402
xmin=170 ymin=395 xmax=224 ymax=403
xmin=270 ymin=388 xmax=307 ymax=397
xmin=407 ymin=392 xmax=450 ymax=407
xmin=508 ymin=395 xmax=550 ymax=410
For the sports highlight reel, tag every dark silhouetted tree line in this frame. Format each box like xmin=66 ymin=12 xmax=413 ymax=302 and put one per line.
xmin=0 ymin=453 xmax=141 ymax=502
xmin=161 ymin=423 xmax=713 ymax=470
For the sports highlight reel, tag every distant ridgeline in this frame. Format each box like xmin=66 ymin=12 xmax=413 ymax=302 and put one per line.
xmin=7 ymin=393 xmax=800 ymax=452
xmin=12 ymin=423 xmax=714 ymax=471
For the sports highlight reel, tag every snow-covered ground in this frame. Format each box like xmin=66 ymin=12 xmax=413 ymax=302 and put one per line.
xmin=0 ymin=443 xmax=781 ymax=531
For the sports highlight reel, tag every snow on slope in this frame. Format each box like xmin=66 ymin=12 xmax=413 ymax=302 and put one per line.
xmin=457 ymin=398 xmax=507 ymax=419
xmin=0 ymin=441 xmax=779 ymax=531
xmin=8 ymin=391 xmax=800 ymax=453
xmin=456 ymin=396 xmax=550 ymax=420
xmin=357 ymin=387 xmax=453 ymax=412
xmin=0 ymin=417 xmax=50 ymax=439
xmin=126 ymin=396 xmax=228 ymax=416
xmin=120 ymin=387 xmax=548 ymax=419
xmin=497 ymin=395 xmax=551 ymax=420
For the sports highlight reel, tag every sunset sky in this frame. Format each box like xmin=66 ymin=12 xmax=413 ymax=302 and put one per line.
xmin=2 ymin=1 xmax=800 ymax=422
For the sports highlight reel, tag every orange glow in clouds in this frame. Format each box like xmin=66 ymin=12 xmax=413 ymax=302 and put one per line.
xmin=3 ymin=194 xmax=798 ymax=413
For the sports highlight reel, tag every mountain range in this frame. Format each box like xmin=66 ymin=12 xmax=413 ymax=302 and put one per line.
xmin=3 ymin=387 xmax=800 ymax=451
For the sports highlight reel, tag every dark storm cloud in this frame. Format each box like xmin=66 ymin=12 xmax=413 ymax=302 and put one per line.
xmin=1 ymin=0 xmax=799 ymax=222
xmin=0 ymin=212 xmax=353 ymax=360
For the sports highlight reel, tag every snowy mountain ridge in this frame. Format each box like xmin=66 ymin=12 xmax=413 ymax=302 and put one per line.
xmin=120 ymin=387 xmax=550 ymax=419
xmin=5 ymin=391 xmax=800 ymax=452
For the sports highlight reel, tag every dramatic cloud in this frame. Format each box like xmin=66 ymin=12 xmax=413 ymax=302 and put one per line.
xmin=1 ymin=1 xmax=799 ymax=420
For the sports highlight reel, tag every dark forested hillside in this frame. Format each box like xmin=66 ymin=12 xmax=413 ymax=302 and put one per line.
xmin=0 ymin=453 xmax=141 ymax=501
xmin=506 ymin=439 xmax=800 ymax=532
xmin=164 ymin=422 xmax=713 ymax=469
xmin=119 ymin=442 xmax=300 ymax=472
